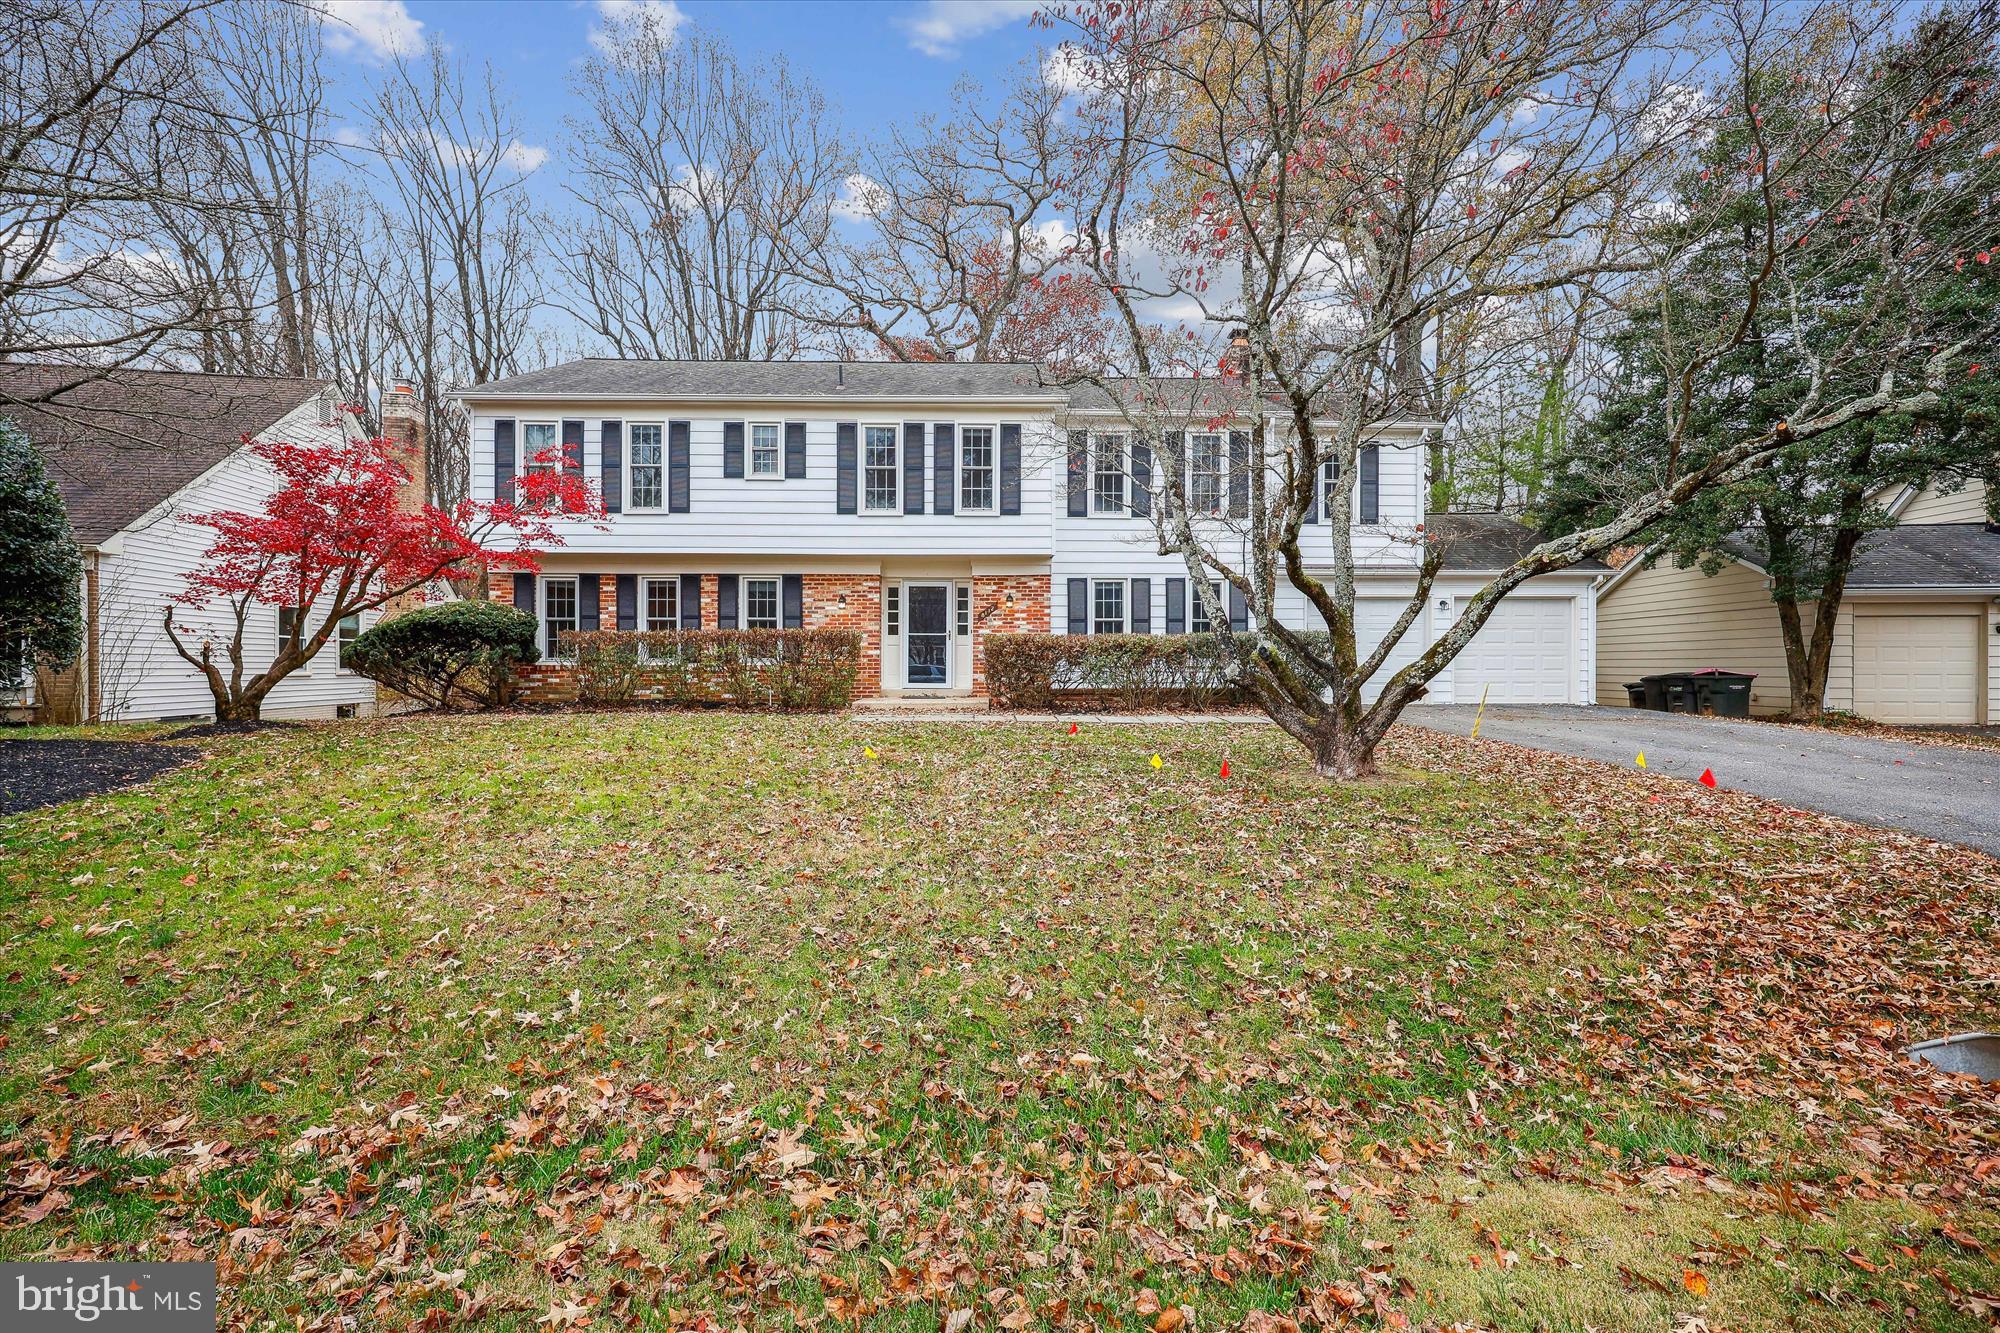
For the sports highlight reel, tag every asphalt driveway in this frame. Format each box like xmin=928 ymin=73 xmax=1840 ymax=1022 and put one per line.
xmin=1408 ymin=704 xmax=2000 ymax=858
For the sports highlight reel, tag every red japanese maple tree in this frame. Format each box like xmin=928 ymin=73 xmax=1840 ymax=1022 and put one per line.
xmin=165 ymin=433 xmax=601 ymax=722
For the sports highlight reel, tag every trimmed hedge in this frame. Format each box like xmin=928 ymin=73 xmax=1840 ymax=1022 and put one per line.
xmin=342 ymin=599 xmax=539 ymax=710
xmin=555 ymin=629 xmax=862 ymax=711
xmin=984 ymin=632 xmax=1245 ymax=711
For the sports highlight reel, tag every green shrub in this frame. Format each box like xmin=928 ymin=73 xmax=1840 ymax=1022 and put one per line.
xmin=558 ymin=629 xmax=862 ymax=711
xmin=342 ymin=599 xmax=539 ymax=710
xmin=984 ymin=632 xmax=1245 ymax=710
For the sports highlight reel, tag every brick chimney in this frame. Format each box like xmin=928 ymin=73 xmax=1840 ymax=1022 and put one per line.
xmin=380 ymin=377 xmax=427 ymax=513
xmin=1221 ymin=327 xmax=1253 ymax=378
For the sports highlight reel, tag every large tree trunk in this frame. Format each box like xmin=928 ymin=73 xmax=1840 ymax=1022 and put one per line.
xmin=1773 ymin=597 xmax=1829 ymax=719
xmin=1309 ymin=723 xmax=1382 ymax=780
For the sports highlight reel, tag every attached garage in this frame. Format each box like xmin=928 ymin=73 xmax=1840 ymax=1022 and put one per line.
xmin=1852 ymin=607 xmax=1983 ymax=723
xmin=1452 ymin=596 xmax=1575 ymax=704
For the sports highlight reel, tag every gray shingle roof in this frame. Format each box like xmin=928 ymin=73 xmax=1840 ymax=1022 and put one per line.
xmin=1427 ymin=511 xmax=1610 ymax=573
xmin=463 ymin=359 xmax=1065 ymax=401
xmin=0 ymin=364 xmax=324 ymax=546
xmin=1720 ymin=522 xmax=2000 ymax=587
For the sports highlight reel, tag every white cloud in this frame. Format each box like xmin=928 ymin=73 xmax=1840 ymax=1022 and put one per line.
xmin=315 ymin=0 xmax=424 ymax=60
xmin=590 ymin=0 xmax=686 ymax=54
xmin=500 ymin=141 xmax=549 ymax=174
xmin=829 ymin=173 xmax=891 ymax=224
xmin=900 ymin=0 xmax=1039 ymax=58
xmin=1041 ymin=43 xmax=1100 ymax=96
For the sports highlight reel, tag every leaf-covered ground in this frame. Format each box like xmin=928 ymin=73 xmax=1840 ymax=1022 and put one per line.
xmin=1 ymin=715 xmax=1996 ymax=1331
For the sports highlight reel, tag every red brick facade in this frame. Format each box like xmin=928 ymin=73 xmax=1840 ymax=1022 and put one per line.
xmin=971 ymin=574 xmax=1051 ymax=692
xmin=801 ymin=574 xmax=882 ymax=698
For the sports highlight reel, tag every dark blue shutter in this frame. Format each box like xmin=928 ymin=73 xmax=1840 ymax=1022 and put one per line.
xmin=577 ymin=574 xmax=600 ymax=632
xmin=1066 ymin=578 xmax=1089 ymax=635
xmin=781 ymin=574 xmax=803 ymax=629
xmin=679 ymin=573 xmax=701 ymax=628
xmin=903 ymin=422 xmax=924 ymax=514
xmin=512 ymin=572 xmax=536 ymax=628
xmin=668 ymin=420 xmax=691 ymax=513
xmin=785 ymin=421 xmax=806 ymax=478
xmin=1360 ymin=445 xmax=1380 ymax=524
xmin=932 ymin=423 xmax=954 ymax=515
xmin=1130 ymin=578 xmax=1151 ymax=633
xmin=1228 ymin=430 xmax=1249 ymax=518
xmin=493 ymin=419 xmax=516 ymax=501
xmin=1067 ymin=431 xmax=1088 ymax=516
xmin=562 ymin=420 xmax=585 ymax=480
xmin=1165 ymin=577 xmax=1186 ymax=634
xmin=717 ymin=574 xmax=739 ymax=629
xmin=1164 ymin=431 xmax=1183 ymax=513
xmin=999 ymin=424 xmax=1022 ymax=514
xmin=836 ymin=422 xmax=858 ymax=514
xmin=1228 ymin=583 xmax=1248 ymax=632
xmin=601 ymin=421 xmax=622 ymax=514
xmin=615 ymin=574 xmax=637 ymax=631
xmin=1131 ymin=440 xmax=1152 ymax=518
xmin=723 ymin=420 xmax=744 ymax=478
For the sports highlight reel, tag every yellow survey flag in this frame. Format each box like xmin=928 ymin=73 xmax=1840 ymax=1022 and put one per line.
xmin=863 ymin=746 xmax=877 ymax=759
xmin=1149 ymin=753 xmax=1163 ymax=770
xmin=1635 ymin=751 xmax=1646 ymax=768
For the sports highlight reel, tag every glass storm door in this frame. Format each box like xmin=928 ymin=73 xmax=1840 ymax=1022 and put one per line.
xmin=905 ymin=584 xmax=950 ymax=686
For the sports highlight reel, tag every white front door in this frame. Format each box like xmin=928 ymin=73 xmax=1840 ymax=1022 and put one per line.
xmin=903 ymin=583 xmax=952 ymax=688
xmin=1451 ymin=597 xmax=1574 ymax=704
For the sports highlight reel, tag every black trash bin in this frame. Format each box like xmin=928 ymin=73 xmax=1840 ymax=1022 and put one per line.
xmin=1691 ymin=668 xmax=1755 ymax=718
xmin=1623 ymin=682 xmax=1648 ymax=708
xmin=1641 ymin=672 xmax=1699 ymax=712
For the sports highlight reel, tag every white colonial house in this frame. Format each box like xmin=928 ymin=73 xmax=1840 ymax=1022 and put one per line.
xmin=3 ymin=364 xmax=395 ymax=723
xmin=457 ymin=359 xmax=1600 ymax=704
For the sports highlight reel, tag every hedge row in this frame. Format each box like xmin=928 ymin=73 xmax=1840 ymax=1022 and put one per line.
xmin=984 ymin=632 xmax=1247 ymax=711
xmin=554 ymin=628 xmax=863 ymax=711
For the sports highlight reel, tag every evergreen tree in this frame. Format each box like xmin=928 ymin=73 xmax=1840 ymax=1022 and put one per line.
xmin=0 ymin=419 xmax=84 ymax=692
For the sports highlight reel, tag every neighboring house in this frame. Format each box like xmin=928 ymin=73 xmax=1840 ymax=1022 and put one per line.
xmin=0 ymin=365 xmax=391 ymax=724
xmin=457 ymin=359 xmax=1600 ymax=704
xmin=1595 ymin=476 xmax=2000 ymax=722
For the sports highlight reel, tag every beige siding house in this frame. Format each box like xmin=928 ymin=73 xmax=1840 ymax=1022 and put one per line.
xmin=1595 ymin=476 xmax=1999 ymax=723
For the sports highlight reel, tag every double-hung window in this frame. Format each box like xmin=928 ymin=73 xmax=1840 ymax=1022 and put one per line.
xmin=1189 ymin=433 xmax=1224 ymax=514
xmin=863 ymin=425 xmax=899 ymax=511
xmin=641 ymin=577 xmax=678 ymax=632
xmin=959 ymin=425 xmax=996 ymax=512
xmin=1092 ymin=433 xmax=1126 ymax=514
xmin=542 ymin=576 xmax=579 ymax=658
xmin=743 ymin=577 xmax=781 ymax=629
xmin=1190 ymin=580 xmax=1227 ymax=634
xmin=1091 ymin=579 xmax=1127 ymax=635
xmin=750 ymin=422 xmax=781 ymax=478
xmin=522 ymin=421 xmax=560 ymax=474
xmin=629 ymin=424 xmax=664 ymax=508
xmin=1320 ymin=457 xmax=1342 ymax=520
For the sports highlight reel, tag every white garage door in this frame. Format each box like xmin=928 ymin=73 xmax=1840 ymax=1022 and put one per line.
xmin=1356 ymin=598 xmax=1428 ymax=700
xmin=1853 ymin=610 xmax=1981 ymax=723
xmin=1451 ymin=597 xmax=1574 ymax=704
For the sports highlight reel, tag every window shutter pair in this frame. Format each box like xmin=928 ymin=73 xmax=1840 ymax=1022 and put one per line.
xmin=562 ymin=420 xmax=585 ymax=481
xmin=932 ymin=423 xmax=954 ymax=515
xmin=1165 ymin=577 xmax=1186 ymax=634
xmin=835 ymin=422 xmax=858 ymax=514
xmin=601 ymin=421 xmax=623 ymax=513
xmin=1067 ymin=431 xmax=1088 ymax=517
xmin=1066 ymin=577 xmax=1088 ymax=635
xmin=902 ymin=422 xmax=925 ymax=514
xmin=494 ymin=420 xmax=516 ymax=501
xmin=668 ymin=421 xmax=691 ymax=513
xmin=723 ymin=421 xmax=745 ymax=478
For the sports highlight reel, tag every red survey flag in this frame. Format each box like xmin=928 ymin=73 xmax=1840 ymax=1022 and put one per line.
xmin=1067 ymin=721 xmax=1078 ymax=735
xmin=1219 ymin=759 xmax=1231 ymax=778
xmin=1698 ymin=768 xmax=1717 ymax=788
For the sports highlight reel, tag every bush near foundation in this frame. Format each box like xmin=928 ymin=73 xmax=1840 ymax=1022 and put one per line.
xmin=557 ymin=629 xmax=862 ymax=711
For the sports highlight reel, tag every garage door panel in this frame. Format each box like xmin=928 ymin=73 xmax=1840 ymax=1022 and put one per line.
xmin=1356 ymin=598 xmax=1426 ymax=701
xmin=1854 ymin=612 xmax=1979 ymax=723
xmin=1451 ymin=597 xmax=1574 ymax=704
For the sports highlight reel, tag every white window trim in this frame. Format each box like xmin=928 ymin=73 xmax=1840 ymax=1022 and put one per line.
xmin=741 ymin=576 xmax=781 ymax=630
xmin=748 ymin=421 xmax=783 ymax=479
xmin=626 ymin=421 xmax=666 ymax=512
xmin=958 ymin=422 xmax=999 ymax=514
xmin=884 ymin=583 xmax=901 ymax=638
xmin=862 ymin=422 xmax=901 ymax=513
xmin=1091 ymin=578 xmax=1128 ymax=634
xmin=541 ymin=575 xmax=581 ymax=658
xmin=639 ymin=575 xmax=679 ymax=633
xmin=522 ymin=420 xmax=561 ymax=474
xmin=1090 ymin=432 xmax=1127 ymax=517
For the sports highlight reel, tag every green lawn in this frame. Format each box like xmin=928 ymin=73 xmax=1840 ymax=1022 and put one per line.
xmin=2 ymin=715 xmax=1996 ymax=1331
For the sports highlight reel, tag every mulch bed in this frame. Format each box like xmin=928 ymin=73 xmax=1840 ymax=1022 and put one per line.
xmin=0 ymin=740 xmax=198 ymax=815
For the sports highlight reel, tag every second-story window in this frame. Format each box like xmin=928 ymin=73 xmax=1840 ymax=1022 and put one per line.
xmin=864 ymin=424 xmax=899 ymax=511
xmin=1092 ymin=433 xmax=1126 ymax=514
xmin=523 ymin=421 xmax=559 ymax=474
xmin=1189 ymin=432 xmax=1224 ymax=514
xmin=960 ymin=426 xmax=995 ymax=512
xmin=629 ymin=424 xmax=663 ymax=508
xmin=750 ymin=423 xmax=781 ymax=477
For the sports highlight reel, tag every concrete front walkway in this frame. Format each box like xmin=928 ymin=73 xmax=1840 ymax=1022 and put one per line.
xmin=1407 ymin=704 xmax=2000 ymax=858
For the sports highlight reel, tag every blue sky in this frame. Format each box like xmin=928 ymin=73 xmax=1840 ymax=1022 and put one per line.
xmin=319 ymin=0 xmax=1054 ymax=148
